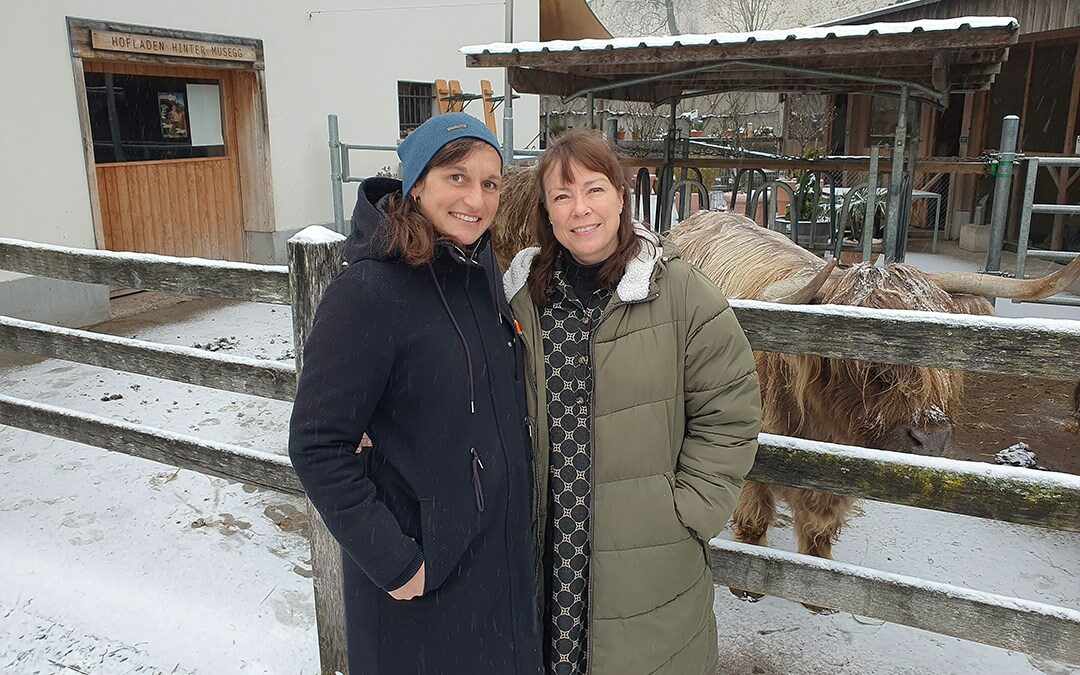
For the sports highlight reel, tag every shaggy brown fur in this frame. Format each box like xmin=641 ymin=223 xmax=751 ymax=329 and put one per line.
xmin=490 ymin=164 xmax=538 ymax=271
xmin=670 ymin=212 xmax=995 ymax=606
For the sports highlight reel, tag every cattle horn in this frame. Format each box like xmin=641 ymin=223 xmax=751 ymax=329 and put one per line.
xmin=760 ymin=259 xmax=838 ymax=304
xmin=928 ymin=254 xmax=1080 ymax=300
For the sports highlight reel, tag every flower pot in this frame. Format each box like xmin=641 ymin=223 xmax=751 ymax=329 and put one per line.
xmin=775 ymin=217 xmax=833 ymax=248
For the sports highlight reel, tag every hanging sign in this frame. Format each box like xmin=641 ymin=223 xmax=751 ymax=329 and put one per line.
xmin=91 ymin=30 xmax=256 ymax=63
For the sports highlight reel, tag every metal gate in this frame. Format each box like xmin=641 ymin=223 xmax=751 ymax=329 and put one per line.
xmin=1013 ymin=156 xmax=1080 ymax=307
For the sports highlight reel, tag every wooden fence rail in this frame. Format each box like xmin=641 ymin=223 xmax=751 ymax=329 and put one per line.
xmin=0 ymin=394 xmax=302 ymax=496
xmin=2 ymin=229 xmax=1079 ymax=671
xmin=3 ymin=237 xmax=1078 ymax=380
xmin=711 ymin=540 xmax=1080 ymax=666
xmin=0 ymin=237 xmax=290 ymax=304
xmin=0 ymin=316 xmax=296 ymax=401
xmin=3 ymin=388 xmax=1076 ymax=665
xmin=753 ymin=435 xmax=1080 ymax=532
xmin=733 ymin=299 xmax=1080 ymax=382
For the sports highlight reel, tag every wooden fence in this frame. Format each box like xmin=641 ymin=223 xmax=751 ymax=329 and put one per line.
xmin=0 ymin=230 xmax=1078 ymax=671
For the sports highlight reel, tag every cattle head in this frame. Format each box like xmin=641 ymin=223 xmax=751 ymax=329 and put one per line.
xmin=671 ymin=212 xmax=1080 ymax=456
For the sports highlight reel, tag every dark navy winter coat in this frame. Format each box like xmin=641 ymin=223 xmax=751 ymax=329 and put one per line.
xmin=288 ymin=178 xmax=542 ymax=674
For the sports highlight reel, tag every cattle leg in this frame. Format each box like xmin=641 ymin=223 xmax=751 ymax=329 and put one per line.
xmin=728 ymin=482 xmax=776 ymax=602
xmin=788 ymin=489 xmax=854 ymax=612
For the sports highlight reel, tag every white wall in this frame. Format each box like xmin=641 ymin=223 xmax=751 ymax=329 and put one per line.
xmin=0 ymin=0 xmax=539 ymax=276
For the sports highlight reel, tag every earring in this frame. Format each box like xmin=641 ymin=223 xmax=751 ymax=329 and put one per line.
xmin=414 ymin=194 xmax=421 ymax=204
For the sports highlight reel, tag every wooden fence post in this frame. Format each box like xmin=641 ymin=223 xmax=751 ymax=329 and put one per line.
xmin=288 ymin=225 xmax=349 ymax=675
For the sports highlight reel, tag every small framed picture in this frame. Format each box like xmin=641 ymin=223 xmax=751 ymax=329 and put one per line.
xmin=158 ymin=92 xmax=189 ymax=139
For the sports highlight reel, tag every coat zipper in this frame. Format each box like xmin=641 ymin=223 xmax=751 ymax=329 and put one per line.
xmin=583 ymin=291 xmax=658 ymax=675
xmin=519 ymin=311 xmax=545 ymax=612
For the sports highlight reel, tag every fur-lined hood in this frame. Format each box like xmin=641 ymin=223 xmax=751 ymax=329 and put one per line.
xmin=503 ymin=225 xmax=677 ymax=303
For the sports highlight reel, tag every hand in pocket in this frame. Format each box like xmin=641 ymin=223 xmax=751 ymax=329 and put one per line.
xmin=389 ymin=563 xmax=426 ymax=600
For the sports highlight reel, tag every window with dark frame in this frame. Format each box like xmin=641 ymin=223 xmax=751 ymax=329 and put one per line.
xmin=84 ymin=72 xmax=228 ymax=164
xmin=398 ymin=81 xmax=435 ymax=139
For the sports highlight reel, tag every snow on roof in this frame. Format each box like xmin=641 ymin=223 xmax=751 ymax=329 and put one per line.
xmin=461 ymin=16 xmax=1017 ymax=57
xmin=818 ymin=0 xmax=945 ymax=28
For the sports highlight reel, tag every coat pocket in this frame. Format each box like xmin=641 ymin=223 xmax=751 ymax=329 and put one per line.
xmin=418 ymin=496 xmax=479 ymax=594
xmin=665 ymin=471 xmax=711 ymax=567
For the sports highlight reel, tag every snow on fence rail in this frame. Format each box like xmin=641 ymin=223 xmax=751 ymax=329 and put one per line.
xmin=0 ymin=316 xmax=296 ymax=401
xmin=0 ymin=237 xmax=291 ymax=304
xmin=733 ymin=299 xmax=1080 ymax=382
xmin=0 ymin=230 xmax=1078 ymax=671
xmin=711 ymin=540 xmax=1080 ymax=666
xmin=753 ymin=435 xmax=1080 ymax=533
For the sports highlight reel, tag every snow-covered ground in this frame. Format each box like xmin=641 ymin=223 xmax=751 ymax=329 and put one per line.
xmin=1 ymin=250 xmax=1078 ymax=673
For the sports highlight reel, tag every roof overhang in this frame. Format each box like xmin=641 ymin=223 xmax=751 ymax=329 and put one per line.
xmin=462 ymin=17 xmax=1019 ymax=107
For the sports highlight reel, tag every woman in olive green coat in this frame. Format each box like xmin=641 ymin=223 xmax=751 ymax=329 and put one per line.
xmin=504 ymin=129 xmax=762 ymax=674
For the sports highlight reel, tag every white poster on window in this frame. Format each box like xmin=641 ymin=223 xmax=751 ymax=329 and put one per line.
xmin=186 ymin=84 xmax=224 ymax=147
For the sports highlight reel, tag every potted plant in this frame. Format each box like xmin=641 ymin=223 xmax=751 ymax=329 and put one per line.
xmin=775 ymin=152 xmax=832 ymax=247
xmin=839 ymin=187 xmax=888 ymax=264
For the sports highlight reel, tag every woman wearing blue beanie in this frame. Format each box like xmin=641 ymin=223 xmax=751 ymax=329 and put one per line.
xmin=289 ymin=112 xmax=542 ymax=673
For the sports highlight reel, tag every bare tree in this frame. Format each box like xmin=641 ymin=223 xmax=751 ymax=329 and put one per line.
xmin=591 ymin=0 xmax=679 ymax=37
xmin=784 ymin=94 xmax=833 ymax=157
xmin=711 ymin=0 xmax=776 ymax=32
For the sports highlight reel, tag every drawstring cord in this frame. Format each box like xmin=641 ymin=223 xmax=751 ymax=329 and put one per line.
xmin=428 ymin=264 xmax=476 ymax=414
xmin=429 ymin=263 xmax=484 ymax=512
xmin=471 ymin=448 xmax=486 ymax=512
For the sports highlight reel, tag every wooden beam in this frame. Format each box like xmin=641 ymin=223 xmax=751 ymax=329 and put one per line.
xmin=0 ymin=394 xmax=302 ymax=495
xmin=509 ymin=67 xmax=679 ymax=103
xmin=711 ymin=540 xmax=1080 ymax=666
xmin=1052 ymin=43 xmax=1080 ymax=251
xmin=730 ymin=299 xmax=1080 ymax=382
xmin=1018 ymin=43 xmax=1036 ymax=151
xmin=932 ymin=51 xmax=949 ymax=91
xmin=0 ymin=237 xmax=290 ymax=304
xmin=750 ymin=434 xmax=1080 ymax=532
xmin=631 ymin=156 xmax=988 ymax=175
xmin=0 ymin=316 xmax=296 ymax=401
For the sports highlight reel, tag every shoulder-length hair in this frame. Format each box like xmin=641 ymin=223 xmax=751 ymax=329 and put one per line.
xmin=385 ymin=137 xmax=492 ymax=266
xmin=527 ymin=129 xmax=641 ymax=306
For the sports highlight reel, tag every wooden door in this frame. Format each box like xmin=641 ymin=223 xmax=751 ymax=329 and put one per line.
xmin=84 ymin=61 xmax=247 ymax=261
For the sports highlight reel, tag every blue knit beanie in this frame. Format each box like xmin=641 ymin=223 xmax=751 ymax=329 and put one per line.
xmin=398 ymin=112 xmax=502 ymax=197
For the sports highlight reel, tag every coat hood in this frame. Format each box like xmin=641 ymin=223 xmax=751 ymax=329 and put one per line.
xmin=344 ymin=177 xmax=401 ymax=265
xmin=503 ymin=225 xmax=676 ymax=303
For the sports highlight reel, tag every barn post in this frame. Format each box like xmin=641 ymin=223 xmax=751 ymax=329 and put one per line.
xmin=288 ymin=226 xmax=349 ymax=675
xmin=986 ymin=115 xmax=1020 ymax=277
xmin=883 ymin=86 xmax=909 ymax=263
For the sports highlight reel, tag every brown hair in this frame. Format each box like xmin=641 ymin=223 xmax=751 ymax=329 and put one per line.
xmin=527 ymin=129 xmax=643 ymax=306
xmin=385 ymin=137 xmax=493 ymax=266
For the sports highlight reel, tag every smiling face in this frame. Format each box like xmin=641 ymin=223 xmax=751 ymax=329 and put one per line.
xmin=542 ymin=160 xmax=624 ymax=265
xmin=411 ymin=143 xmax=502 ymax=248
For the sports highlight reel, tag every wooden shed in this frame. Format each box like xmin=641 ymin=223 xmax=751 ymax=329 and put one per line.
xmin=824 ymin=0 xmax=1080 ymax=251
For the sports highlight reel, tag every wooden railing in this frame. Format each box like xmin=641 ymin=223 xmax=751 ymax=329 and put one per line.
xmin=0 ymin=231 xmax=1077 ymax=670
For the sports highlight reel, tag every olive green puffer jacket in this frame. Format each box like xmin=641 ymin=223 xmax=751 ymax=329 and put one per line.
xmin=504 ymin=228 xmax=762 ymax=674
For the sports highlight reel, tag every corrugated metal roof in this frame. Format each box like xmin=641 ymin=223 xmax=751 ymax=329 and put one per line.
xmin=461 ymin=16 xmax=1015 ymax=56
xmin=461 ymin=16 xmax=1019 ymax=104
